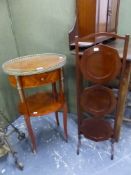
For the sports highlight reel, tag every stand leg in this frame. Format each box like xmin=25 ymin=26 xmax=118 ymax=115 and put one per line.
xmin=111 ymin=138 xmax=115 ymax=160
xmin=114 ymin=63 xmax=131 ymax=141
xmin=77 ymin=133 xmax=81 ymax=155
xmin=55 ymin=112 xmax=59 ymax=126
xmin=63 ymin=102 xmax=68 ymax=142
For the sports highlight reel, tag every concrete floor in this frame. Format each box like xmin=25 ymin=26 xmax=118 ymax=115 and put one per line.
xmin=0 ymin=112 xmax=131 ymax=175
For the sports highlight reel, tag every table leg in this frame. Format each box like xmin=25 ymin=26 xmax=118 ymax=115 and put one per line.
xmin=15 ymin=76 xmax=37 ymax=152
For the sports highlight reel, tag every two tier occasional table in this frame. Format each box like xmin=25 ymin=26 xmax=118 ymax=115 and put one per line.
xmin=2 ymin=53 xmax=68 ymax=152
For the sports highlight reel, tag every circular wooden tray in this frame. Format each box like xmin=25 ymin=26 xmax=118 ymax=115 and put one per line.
xmin=80 ymin=85 xmax=116 ymax=117
xmin=80 ymin=44 xmax=121 ymax=84
xmin=2 ymin=53 xmax=66 ymax=76
xmin=80 ymin=119 xmax=113 ymax=141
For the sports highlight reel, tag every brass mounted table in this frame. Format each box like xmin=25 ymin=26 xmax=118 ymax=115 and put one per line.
xmin=2 ymin=53 xmax=68 ymax=152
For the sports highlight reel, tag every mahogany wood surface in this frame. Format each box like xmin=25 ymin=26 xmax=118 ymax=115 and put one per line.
xmin=76 ymin=0 xmax=97 ymax=37
xmin=68 ymin=0 xmax=120 ymax=47
xmin=19 ymin=92 xmax=64 ymax=117
xmin=80 ymin=119 xmax=113 ymax=142
xmin=80 ymin=85 xmax=116 ymax=117
xmin=80 ymin=44 xmax=121 ymax=84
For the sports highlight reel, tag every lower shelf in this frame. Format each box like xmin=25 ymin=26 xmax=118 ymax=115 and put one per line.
xmin=19 ymin=92 xmax=64 ymax=116
xmin=80 ymin=119 xmax=113 ymax=142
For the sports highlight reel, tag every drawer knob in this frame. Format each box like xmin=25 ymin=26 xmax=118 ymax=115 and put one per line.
xmin=41 ymin=78 xmax=45 ymax=81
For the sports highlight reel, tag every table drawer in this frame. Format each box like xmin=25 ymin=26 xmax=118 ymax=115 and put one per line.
xmin=8 ymin=69 xmax=61 ymax=88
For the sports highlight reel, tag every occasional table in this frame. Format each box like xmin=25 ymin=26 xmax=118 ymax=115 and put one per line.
xmin=2 ymin=53 xmax=68 ymax=152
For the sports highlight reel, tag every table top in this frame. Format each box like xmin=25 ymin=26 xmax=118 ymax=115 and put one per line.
xmin=2 ymin=53 xmax=66 ymax=76
xmin=71 ymin=40 xmax=131 ymax=61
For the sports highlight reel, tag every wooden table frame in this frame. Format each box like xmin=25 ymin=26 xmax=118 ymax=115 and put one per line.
xmin=2 ymin=54 xmax=68 ymax=152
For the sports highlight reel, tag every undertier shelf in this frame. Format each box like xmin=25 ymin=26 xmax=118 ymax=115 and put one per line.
xmin=80 ymin=119 xmax=113 ymax=142
xmin=19 ymin=92 xmax=64 ymax=117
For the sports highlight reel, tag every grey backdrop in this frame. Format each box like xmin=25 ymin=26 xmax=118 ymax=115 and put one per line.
xmin=0 ymin=0 xmax=131 ymax=124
